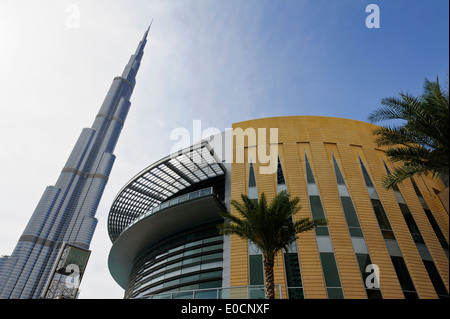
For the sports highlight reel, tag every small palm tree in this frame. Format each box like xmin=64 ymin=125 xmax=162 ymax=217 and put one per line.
xmin=368 ymin=76 xmax=449 ymax=189
xmin=218 ymin=190 xmax=326 ymax=299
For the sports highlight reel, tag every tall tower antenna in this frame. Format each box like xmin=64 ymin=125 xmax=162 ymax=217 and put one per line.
xmin=0 ymin=26 xmax=150 ymax=299
xmin=148 ymin=18 xmax=154 ymax=32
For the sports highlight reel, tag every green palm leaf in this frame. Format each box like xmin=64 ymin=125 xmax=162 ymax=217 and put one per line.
xmin=368 ymin=76 xmax=449 ymax=189
xmin=218 ymin=191 xmax=326 ymax=299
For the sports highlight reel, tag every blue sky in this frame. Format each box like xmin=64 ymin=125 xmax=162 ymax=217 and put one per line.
xmin=0 ymin=0 xmax=448 ymax=299
xmin=137 ymin=0 xmax=449 ymax=136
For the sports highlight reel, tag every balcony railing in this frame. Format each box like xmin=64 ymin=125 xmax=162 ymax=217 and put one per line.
xmin=142 ymin=285 xmax=282 ymax=300
xmin=125 ymin=187 xmax=221 ymax=231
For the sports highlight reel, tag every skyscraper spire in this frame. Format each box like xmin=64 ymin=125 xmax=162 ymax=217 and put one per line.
xmin=149 ymin=19 xmax=153 ymax=31
xmin=0 ymin=26 xmax=150 ymax=299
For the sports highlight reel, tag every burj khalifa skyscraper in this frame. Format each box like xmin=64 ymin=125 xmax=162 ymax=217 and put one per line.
xmin=0 ymin=25 xmax=150 ymax=299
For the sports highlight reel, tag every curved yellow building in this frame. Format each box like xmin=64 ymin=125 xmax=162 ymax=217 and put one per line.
xmin=230 ymin=116 xmax=448 ymax=299
xmin=108 ymin=116 xmax=449 ymax=299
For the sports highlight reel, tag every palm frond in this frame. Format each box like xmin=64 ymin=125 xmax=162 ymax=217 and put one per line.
xmin=218 ymin=191 xmax=320 ymax=257
xmin=368 ymin=75 xmax=449 ymax=188
xmin=381 ymin=165 xmax=429 ymax=189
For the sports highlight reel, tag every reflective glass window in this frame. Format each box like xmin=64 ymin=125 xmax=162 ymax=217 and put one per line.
xmin=341 ymin=197 xmax=360 ymax=228
xmin=249 ymin=255 xmax=264 ymax=285
xmin=320 ymin=252 xmax=342 ymax=288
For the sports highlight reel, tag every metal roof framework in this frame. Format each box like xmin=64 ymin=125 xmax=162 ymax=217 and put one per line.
xmin=108 ymin=141 xmax=226 ymax=242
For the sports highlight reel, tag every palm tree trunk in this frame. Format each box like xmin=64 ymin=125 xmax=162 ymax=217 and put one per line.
xmin=263 ymin=255 xmax=275 ymax=299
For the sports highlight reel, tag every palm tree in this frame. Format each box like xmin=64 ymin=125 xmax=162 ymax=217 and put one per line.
xmin=218 ymin=190 xmax=326 ymax=299
xmin=368 ymin=76 xmax=449 ymax=189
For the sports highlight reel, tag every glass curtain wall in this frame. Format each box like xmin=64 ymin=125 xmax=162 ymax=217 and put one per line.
xmin=358 ymin=157 xmax=418 ymax=299
xmin=331 ymin=153 xmax=382 ymax=298
xmin=126 ymin=223 xmax=223 ymax=298
xmin=247 ymin=161 xmax=265 ymax=298
xmin=410 ymin=178 xmax=449 ymax=258
xmin=305 ymin=153 xmax=344 ymax=299
xmin=383 ymin=163 xmax=448 ymax=299
xmin=246 ymin=157 xmax=304 ymax=299
xmin=276 ymin=157 xmax=304 ymax=299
